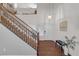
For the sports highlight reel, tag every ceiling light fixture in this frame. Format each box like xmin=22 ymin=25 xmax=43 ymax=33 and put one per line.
xmin=48 ymin=16 xmax=52 ymax=19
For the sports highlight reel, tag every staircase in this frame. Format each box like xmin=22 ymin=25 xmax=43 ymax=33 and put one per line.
xmin=0 ymin=3 xmax=65 ymax=56
xmin=2 ymin=3 xmax=17 ymax=14
xmin=0 ymin=3 xmax=39 ymax=52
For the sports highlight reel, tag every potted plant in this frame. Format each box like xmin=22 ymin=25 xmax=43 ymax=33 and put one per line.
xmin=56 ymin=35 xmax=78 ymax=56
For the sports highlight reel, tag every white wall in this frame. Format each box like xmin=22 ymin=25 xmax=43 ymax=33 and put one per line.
xmin=54 ymin=3 xmax=79 ymax=56
xmin=0 ymin=24 xmax=36 ymax=55
xmin=16 ymin=3 xmax=79 ymax=55
xmin=17 ymin=3 xmax=56 ymax=40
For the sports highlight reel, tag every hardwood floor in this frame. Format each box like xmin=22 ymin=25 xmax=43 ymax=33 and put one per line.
xmin=38 ymin=40 xmax=64 ymax=56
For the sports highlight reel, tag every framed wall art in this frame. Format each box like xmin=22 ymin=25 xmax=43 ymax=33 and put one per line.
xmin=59 ymin=20 xmax=68 ymax=31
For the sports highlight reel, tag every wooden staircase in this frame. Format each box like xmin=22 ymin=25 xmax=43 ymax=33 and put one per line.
xmin=0 ymin=3 xmax=64 ymax=56
xmin=0 ymin=4 xmax=39 ymax=50
xmin=2 ymin=3 xmax=17 ymax=14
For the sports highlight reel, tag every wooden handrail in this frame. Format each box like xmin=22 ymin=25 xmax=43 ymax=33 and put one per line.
xmin=1 ymin=4 xmax=38 ymax=38
xmin=0 ymin=3 xmax=39 ymax=50
xmin=2 ymin=9 xmax=38 ymax=40
xmin=2 ymin=3 xmax=16 ymax=14
xmin=1 ymin=4 xmax=38 ymax=34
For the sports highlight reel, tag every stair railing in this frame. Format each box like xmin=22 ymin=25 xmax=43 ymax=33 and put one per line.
xmin=0 ymin=4 xmax=39 ymax=51
xmin=2 ymin=3 xmax=17 ymax=14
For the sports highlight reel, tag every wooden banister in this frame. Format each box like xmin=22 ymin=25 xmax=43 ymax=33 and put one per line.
xmin=2 ymin=3 xmax=17 ymax=14
xmin=0 ymin=4 xmax=37 ymax=35
xmin=0 ymin=3 xmax=65 ymax=56
xmin=0 ymin=3 xmax=39 ymax=51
